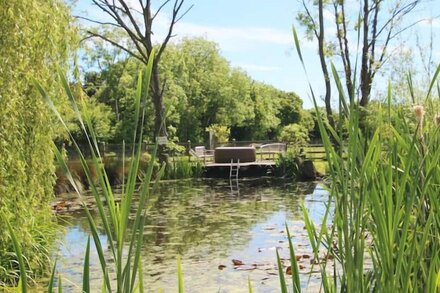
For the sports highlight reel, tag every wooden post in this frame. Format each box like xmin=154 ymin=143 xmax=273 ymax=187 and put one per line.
xmin=187 ymin=140 xmax=191 ymax=162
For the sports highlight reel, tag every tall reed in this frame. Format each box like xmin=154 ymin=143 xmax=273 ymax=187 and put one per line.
xmin=283 ymin=25 xmax=440 ymax=292
xmin=35 ymin=51 xmax=161 ymax=292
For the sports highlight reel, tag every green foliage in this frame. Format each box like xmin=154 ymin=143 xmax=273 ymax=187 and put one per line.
xmin=82 ymin=57 xmax=155 ymax=142
xmin=291 ymin=23 xmax=440 ymax=291
xmin=206 ymin=124 xmax=230 ymax=144
xmin=37 ymin=56 xmax=161 ymax=292
xmin=83 ymin=37 xmax=305 ymax=143
xmin=0 ymin=0 xmax=77 ymax=285
xmin=306 ymin=96 xmax=440 ymax=292
xmin=164 ymin=159 xmax=204 ymax=180
xmin=275 ymin=149 xmax=300 ymax=178
xmin=278 ymin=124 xmax=309 ymax=146
xmin=299 ymin=109 xmax=315 ymax=133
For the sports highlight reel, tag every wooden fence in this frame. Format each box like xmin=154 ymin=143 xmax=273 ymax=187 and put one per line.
xmin=62 ymin=141 xmax=330 ymax=161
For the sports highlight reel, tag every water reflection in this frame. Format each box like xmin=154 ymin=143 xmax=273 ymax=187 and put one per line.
xmin=54 ymin=179 xmax=329 ymax=292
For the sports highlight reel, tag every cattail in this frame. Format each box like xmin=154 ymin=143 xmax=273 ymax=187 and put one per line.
xmin=435 ymin=113 xmax=440 ymax=126
xmin=413 ymin=105 xmax=425 ymax=122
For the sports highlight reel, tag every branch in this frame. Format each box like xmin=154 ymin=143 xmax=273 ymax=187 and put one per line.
xmin=86 ymin=31 xmax=147 ymax=64
xmin=74 ymin=15 xmax=120 ymax=27
xmin=159 ymin=77 xmax=167 ymax=97
xmin=152 ymin=0 xmax=172 ymax=20
xmin=138 ymin=0 xmax=145 ymax=10
xmin=370 ymin=0 xmax=380 ymax=70
xmin=92 ymin=0 xmax=150 ymax=62
xmin=333 ymin=0 xmax=354 ymax=100
xmin=117 ymin=0 xmax=145 ymax=39
xmin=157 ymin=0 xmax=192 ymax=61
xmin=389 ymin=16 xmax=437 ymax=40
xmin=375 ymin=0 xmax=421 ymax=39
xmin=301 ymin=0 xmax=319 ymax=40
xmin=80 ymin=35 xmax=95 ymax=43
xmin=175 ymin=4 xmax=194 ymax=22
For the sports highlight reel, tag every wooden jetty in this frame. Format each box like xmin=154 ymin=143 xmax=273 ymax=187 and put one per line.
xmin=204 ymin=159 xmax=277 ymax=178
xmin=198 ymin=146 xmax=281 ymax=178
xmin=204 ymin=159 xmax=276 ymax=168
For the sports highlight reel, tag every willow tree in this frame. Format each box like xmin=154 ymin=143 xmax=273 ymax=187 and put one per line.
xmin=82 ymin=0 xmax=192 ymax=160
xmin=0 ymin=0 xmax=76 ymax=284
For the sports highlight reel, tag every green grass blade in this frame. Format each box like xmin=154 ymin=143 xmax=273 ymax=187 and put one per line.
xmin=248 ymin=277 xmax=253 ymax=293
xmin=177 ymin=255 xmax=184 ymax=293
xmin=276 ymin=249 xmax=288 ymax=293
xmin=4 ymin=216 xmax=27 ymax=293
xmin=292 ymin=25 xmax=306 ymax=73
xmin=331 ymin=62 xmax=348 ymax=117
xmin=138 ymin=255 xmax=144 ymax=293
xmin=286 ymin=224 xmax=301 ymax=292
xmin=82 ymin=237 xmax=91 ymax=293
xmin=58 ymin=274 xmax=62 ymax=293
xmin=425 ymin=63 xmax=440 ymax=102
xmin=84 ymin=207 xmax=112 ymax=292
xmin=47 ymin=260 xmax=57 ymax=293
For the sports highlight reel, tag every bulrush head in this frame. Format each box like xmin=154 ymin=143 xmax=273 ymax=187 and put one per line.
xmin=413 ymin=104 xmax=425 ymax=122
xmin=435 ymin=113 xmax=440 ymax=126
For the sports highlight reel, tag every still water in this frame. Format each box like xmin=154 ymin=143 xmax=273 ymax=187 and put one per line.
xmin=54 ymin=179 xmax=330 ymax=292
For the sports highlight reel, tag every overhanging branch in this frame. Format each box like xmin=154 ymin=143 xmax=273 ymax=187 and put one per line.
xmin=86 ymin=31 xmax=146 ymax=64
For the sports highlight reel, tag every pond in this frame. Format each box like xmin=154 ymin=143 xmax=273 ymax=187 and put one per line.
xmin=53 ymin=178 xmax=330 ymax=292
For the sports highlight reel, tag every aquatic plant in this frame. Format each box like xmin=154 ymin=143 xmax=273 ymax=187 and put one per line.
xmin=274 ymin=149 xmax=300 ymax=178
xmin=7 ymin=50 xmax=169 ymax=292
xmin=164 ymin=158 xmax=204 ymax=179
xmin=282 ymin=25 xmax=440 ymax=292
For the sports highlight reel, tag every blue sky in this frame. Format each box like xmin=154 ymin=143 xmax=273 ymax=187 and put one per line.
xmin=75 ymin=0 xmax=440 ymax=108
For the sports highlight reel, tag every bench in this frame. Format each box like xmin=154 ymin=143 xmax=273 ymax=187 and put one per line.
xmin=189 ymin=146 xmax=214 ymax=163
xmin=258 ymin=143 xmax=287 ymax=159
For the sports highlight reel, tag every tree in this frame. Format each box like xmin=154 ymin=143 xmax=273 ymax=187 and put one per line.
xmin=82 ymin=0 xmax=192 ymax=161
xmin=83 ymin=37 xmax=306 ymax=143
xmin=0 ymin=0 xmax=76 ymax=284
xmin=278 ymin=123 xmax=310 ymax=147
xmin=278 ymin=92 xmax=303 ymax=126
xmin=298 ymin=0 xmax=422 ymax=113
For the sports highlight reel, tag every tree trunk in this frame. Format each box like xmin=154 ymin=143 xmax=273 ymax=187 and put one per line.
xmin=152 ymin=62 xmax=168 ymax=163
xmin=318 ymin=0 xmax=335 ymax=128
xmin=360 ymin=0 xmax=371 ymax=108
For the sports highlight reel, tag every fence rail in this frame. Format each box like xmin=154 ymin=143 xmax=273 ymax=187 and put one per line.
xmin=61 ymin=141 xmax=329 ymax=161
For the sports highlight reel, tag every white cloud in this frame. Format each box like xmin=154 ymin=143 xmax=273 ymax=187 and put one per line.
xmin=175 ymin=22 xmax=293 ymax=45
xmin=149 ymin=12 xmax=293 ymax=52
xmin=82 ymin=3 xmax=294 ymax=52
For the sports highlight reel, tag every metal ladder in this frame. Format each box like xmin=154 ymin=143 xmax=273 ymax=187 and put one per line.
xmin=229 ymin=159 xmax=240 ymax=195
xmin=229 ymin=159 xmax=240 ymax=181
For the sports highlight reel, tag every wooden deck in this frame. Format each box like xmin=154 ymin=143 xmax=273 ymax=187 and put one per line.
xmin=204 ymin=159 xmax=276 ymax=168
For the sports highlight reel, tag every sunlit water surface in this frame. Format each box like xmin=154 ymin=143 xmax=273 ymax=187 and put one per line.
xmin=54 ymin=179 xmax=330 ymax=292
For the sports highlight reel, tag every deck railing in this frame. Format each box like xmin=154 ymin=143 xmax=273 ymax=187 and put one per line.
xmin=61 ymin=140 xmax=330 ymax=161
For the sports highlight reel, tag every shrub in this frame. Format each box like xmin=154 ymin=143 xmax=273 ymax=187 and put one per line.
xmin=206 ymin=124 xmax=230 ymax=144
xmin=274 ymin=149 xmax=300 ymax=178
xmin=278 ymin=123 xmax=309 ymax=146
